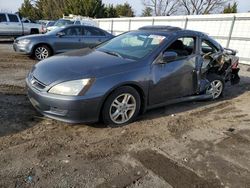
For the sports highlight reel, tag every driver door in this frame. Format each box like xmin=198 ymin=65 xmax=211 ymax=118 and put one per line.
xmin=149 ymin=36 xmax=199 ymax=105
xmin=54 ymin=26 xmax=83 ymax=53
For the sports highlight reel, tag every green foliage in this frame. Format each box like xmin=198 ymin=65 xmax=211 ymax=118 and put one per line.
xmin=223 ymin=2 xmax=238 ymax=14
xmin=141 ymin=7 xmax=153 ymax=17
xmin=18 ymin=0 xmax=134 ymax=20
xmin=104 ymin=4 xmax=118 ymax=18
xmin=115 ymin=3 xmax=135 ymax=17
xmin=18 ymin=0 xmax=38 ymax=19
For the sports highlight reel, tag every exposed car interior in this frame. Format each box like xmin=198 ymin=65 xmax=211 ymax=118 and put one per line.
xmin=165 ymin=37 xmax=195 ymax=58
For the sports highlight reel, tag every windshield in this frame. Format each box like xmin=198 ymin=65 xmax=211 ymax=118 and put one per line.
xmin=96 ymin=32 xmax=166 ymax=60
xmin=54 ymin=19 xmax=73 ymax=27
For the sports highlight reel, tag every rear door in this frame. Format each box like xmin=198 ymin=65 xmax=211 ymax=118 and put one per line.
xmin=0 ymin=13 xmax=8 ymax=36
xmin=6 ymin=14 xmax=22 ymax=36
xmin=149 ymin=35 xmax=199 ymax=105
xmin=81 ymin=26 xmax=109 ymax=48
xmin=53 ymin=26 xmax=83 ymax=53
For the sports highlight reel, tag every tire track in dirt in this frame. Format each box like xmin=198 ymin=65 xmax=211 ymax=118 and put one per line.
xmin=0 ymin=84 xmax=26 ymax=95
xmin=132 ymin=149 xmax=222 ymax=188
xmin=189 ymin=101 xmax=232 ymax=116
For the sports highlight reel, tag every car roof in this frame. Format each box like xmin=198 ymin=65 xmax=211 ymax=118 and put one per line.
xmin=138 ymin=25 xmax=204 ymax=36
xmin=139 ymin=25 xmax=182 ymax=32
xmin=136 ymin=25 xmax=223 ymax=50
xmin=61 ymin=24 xmax=97 ymax=28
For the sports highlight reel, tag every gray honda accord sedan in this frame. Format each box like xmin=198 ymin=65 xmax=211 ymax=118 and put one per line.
xmin=26 ymin=26 xmax=240 ymax=127
xmin=13 ymin=25 xmax=113 ymax=60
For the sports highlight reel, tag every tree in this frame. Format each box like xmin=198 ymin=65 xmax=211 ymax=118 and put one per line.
xmin=18 ymin=0 xmax=107 ymax=20
xmin=35 ymin=0 xmax=66 ymax=19
xmin=115 ymin=3 xmax=135 ymax=17
xmin=82 ymin=0 xmax=105 ymax=18
xmin=141 ymin=7 xmax=153 ymax=16
xmin=179 ymin=0 xmax=229 ymax=15
xmin=64 ymin=0 xmax=105 ymax=18
xmin=142 ymin=0 xmax=179 ymax=16
xmin=18 ymin=0 xmax=37 ymax=20
xmin=223 ymin=2 xmax=237 ymax=13
xmin=104 ymin=4 xmax=118 ymax=18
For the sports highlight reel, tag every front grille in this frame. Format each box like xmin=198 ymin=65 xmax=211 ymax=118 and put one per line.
xmin=30 ymin=76 xmax=46 ymax=90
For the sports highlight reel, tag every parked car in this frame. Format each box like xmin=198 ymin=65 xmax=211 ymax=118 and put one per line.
xmin=46 ymin=18 xmax=97 ymax=32
xmin=0 ymin=13 xmax=44 ymax=38
xmin=46 ymin=19 xmax=74 ymax=32
xmin=26 ymin=26 xmax=240 ymax=127
xmin=45 ymin=20 xmax=56 ymax=27
xmin=13 ymin=25 xmax=113 ymax=60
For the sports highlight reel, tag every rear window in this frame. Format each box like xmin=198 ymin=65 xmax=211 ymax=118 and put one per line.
xmin=8 ymin=14 xmax=19 ymax=22
xmin=0 ymin=14 xmax=7 ymax=22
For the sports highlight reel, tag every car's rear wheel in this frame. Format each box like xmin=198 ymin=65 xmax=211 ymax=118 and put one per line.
xmin=102 ymin=86 xmax=141 ymax=127
xmin=206 ymin=74 xmax=225 ymax=99
xmin=33 ymin=45 xmax=51 ymax=60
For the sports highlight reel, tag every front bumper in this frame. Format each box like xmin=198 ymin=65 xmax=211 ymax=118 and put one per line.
xmin=13 ymin=42 xmax=32 ymax=55
xmin=26 ymin=78 xmax=102 ymax=123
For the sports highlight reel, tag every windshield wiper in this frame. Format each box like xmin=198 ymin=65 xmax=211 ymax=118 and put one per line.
xmin=102 ymin=50 xmax=124 ymax=59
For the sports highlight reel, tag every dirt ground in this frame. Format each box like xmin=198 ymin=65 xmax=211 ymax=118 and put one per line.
xmin=0 ymin=42 xmax=250 ymax=188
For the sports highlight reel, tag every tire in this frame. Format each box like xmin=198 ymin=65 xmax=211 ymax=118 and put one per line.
xmin=206 ymin=74 xmax=225 ymax=100
xmin=33 ymin=44 xmax=52 ymax=60
xmin=102 ymin=86 xmax=141 ymax=127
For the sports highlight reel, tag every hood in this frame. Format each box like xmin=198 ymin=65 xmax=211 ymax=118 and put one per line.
xmin=31 ymin=48 xmax=136 ymax=86
xmin=16 ymin=34 xmax=46 ymax=40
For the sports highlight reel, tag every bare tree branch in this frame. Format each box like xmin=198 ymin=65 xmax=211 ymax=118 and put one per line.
xmin=142 ymin=0 xmax=180 ymax=16
xmin=179 ymin=0 xmax=230 ymax=15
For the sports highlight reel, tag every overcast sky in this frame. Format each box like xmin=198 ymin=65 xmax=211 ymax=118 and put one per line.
xmin=0 ymin=0 xmax=250 ymax=15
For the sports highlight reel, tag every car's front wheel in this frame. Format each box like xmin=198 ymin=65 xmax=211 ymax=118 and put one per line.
xmin=33 ymin=44 xmax=51 ymax=60
xmin=102 ymin=86 xmax=141 ymax=127
xmin=206 ymin=74 xmax=225 ymax=99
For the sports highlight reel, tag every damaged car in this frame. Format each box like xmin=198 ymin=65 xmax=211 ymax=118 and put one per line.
xmin=26 ymin=26 xmax=240 ymax=127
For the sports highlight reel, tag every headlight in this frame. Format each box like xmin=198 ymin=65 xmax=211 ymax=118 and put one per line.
xmin=18 ymin=39 xmax=30 ymax=45
xmin=48 ymin=79 xmax=91 ymax=96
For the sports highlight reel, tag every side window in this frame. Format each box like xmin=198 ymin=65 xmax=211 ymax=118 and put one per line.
xmin=0 ymin=14 xmax=7 ymax=22
xmin=201 ymin=40 xmax=218 ymax=54
xmin=8 ymin=14 xmax=19 ymax=22
xmin=165 ymin=37 xmax=195 ymax=58
xmin=62 ymin=27 xmax=82 ymax=36
xmin=84 ymin=27 xmax=106 ymax=36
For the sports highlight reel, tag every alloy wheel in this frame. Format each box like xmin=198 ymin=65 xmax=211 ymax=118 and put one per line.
xmin=206 ymin=80 xmax=223 ymax=99
xmin=109 ymin=93 xmax=136 ymax=124
xmin=35 ymin=47 xmax=49 ymax=60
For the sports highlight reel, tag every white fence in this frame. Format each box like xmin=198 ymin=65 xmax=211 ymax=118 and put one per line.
xmin=96 ymin=13 xmax=250 ymax=65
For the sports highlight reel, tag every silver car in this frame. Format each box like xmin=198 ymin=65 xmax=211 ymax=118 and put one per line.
xmin=13 ymin=25 xmax=113 ymax=60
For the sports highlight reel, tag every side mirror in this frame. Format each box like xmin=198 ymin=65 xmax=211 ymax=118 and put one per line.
xmin=56 ymin=32 xmax=65 ymax=37
xmin=162 ymin=51 xmax=178 ymax=63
